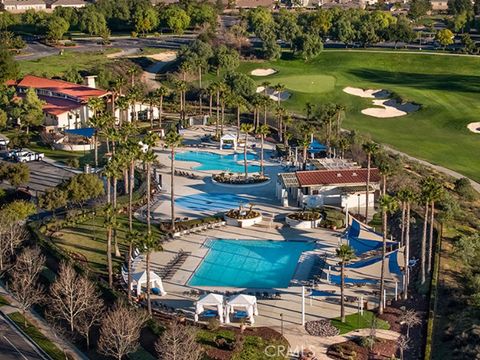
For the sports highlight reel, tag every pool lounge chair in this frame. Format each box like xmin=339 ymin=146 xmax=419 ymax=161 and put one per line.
xmin=202 ymin=309 xmax=218 ymax=319
xmin=233 ymin=310 xmax=248 ymax=320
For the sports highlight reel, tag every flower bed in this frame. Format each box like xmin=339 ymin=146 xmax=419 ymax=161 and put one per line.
xmin=224 ymin=208 xmax=262 ymax=228
xmin=213 ymin=173 xmax=269 ymax=185
xmin=286 ymin=211 xmax=322 ymax=229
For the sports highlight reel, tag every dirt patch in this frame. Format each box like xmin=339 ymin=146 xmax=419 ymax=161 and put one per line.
xmin=327 ymin=337 xmax=399 ymax=360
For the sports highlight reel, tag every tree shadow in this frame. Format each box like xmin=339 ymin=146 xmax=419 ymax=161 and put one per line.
xmin=348 ymin=69 xmax=480 ymax=94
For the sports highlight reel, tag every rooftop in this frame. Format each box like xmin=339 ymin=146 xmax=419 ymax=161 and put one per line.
xmin=16 ymin=75 xmax=109 ymax=102
xmin=2 ymin=0 xmax=46 ymax=5
xmin=296 ymin=168 xmax=380 ymax=187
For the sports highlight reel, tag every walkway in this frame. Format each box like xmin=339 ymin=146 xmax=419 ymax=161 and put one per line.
xmin=140 ymin=51 xmax=177 ymax=91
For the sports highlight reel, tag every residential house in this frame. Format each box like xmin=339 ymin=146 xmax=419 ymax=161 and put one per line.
xmin=1 ymin=0 xmax=47 ymax=12
xmin=49 ymin=0 xmax=86 ymax=9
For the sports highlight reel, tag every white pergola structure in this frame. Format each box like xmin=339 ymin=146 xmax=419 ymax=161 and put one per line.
xmin=225 ymin=294 xmax=258 ymax=324
xmin=194 ymin=293 xmax=225 ymax=323
xmin=130 ymin=271 xmax=166 ymax=297
xmin=220 ymin=133 xmax=237 ymax=150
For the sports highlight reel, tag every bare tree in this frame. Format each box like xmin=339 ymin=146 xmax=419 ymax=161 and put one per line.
xmin=397 ymin=335 xmax=409 ymax=360
xmin=76 ymin=298 xmax=104 ymax=349
xmin=50 ymin=262 xmax=103 ymax=335
xmin=98 ymin=301 xmax=148 ymax=360
xmin=399 ymin=309 xmax=421 ymax=338
xmin=0 ymin=222 xmax=27 ymax=272
xmin=155 ymin=321 xmax=203 ymax=360
xmin=9 ymin=247 xmax=45 ymax=326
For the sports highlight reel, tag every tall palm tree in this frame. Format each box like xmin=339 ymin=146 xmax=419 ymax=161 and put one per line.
xmin=164 ymin=130 xmax=183 ymax=231
xmin=127 ymin=66 xmax=139 ymax=87
xmin=256 ymin=124 xmax=270 ymax=178
xmin=145 ymin=92 xmax=156 ymax=129
xmin=275 ymin=106 xmax=286 ymax=142
xmin=378 ymin=160 xmax=393 ymax=196
xmin=154 ymin=86 xmax=169 ymax=129
xmin=240 ymin=123 xmax=254 ymax=179
xmin=273 ymin=84 xmax=286 ymax=140
xmin=137 ymin=232 xmax=162 ymax=315
xmin=397 ymin=187 xmax=416 ymax=299
xmin=87 ymin=98 xmax=105 ymax=169
xmin=229 ymin=93 xmax=247 ymax=140
xmin=334 ymin=104 xmax=345 ymax=138
xmin=116 ymin=96 xmax=129 ymax=125
xmin=300 ymin=136 xmax=310 ymax=170
xmin=174 ymin=80 xmax=187 ymax=125
xmin=336 ymin=244 xmax=355 ymax=323
xmin=104 ymin=204 xmax=116 ymax=287
xmin=427 ymin=180 xmax=443 ymax=273
xmin=304 ymin=102 xmax=314 ymax=122
xmin=207 ymin=82 xmax=216 ymax=119
xmin=362 ymin=141 xmax=379 ymax=221
xmin=378 ymin=194 xmax=398 ymax=314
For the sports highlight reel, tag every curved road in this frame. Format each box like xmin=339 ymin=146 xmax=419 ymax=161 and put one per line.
xmin=0 ymin=314 xmax=46 ymax=360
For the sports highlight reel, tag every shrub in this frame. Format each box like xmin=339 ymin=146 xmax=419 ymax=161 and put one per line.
xmin=358 ymin=336 xmax=376 ymax=350
xmin=66 ymin=158 xmax=80 ymax=168
xmin=454 ymin=178 xmax=478 ymax=202
xmin=207 ymin=318 xmax=220 ymax=331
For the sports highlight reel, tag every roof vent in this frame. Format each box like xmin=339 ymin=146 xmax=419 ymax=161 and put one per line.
xmin=337 ymin=173 xmax=342 ymax=177
xmin=352 ymin=172 xmax=357 ymax=176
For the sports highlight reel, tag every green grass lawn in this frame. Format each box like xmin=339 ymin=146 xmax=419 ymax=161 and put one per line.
xmin=8 ymin=312 xmax=71 ymax=360
xmin=238 ymin=50 xmax=480 ymax=182
xmin=331 ymin=310 xmax=390 ymax=335
xmin=52 ymin=215 xmax=163 ymax=275
xmin=18 ymin=48 xmax=120 ymax=78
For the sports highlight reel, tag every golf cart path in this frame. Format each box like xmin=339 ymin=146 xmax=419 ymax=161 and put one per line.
xmin=273 ymin=324 xmax=400 ymax=359
xmin=141 ymin=51 xmax=177 ymax=91
xmin=383 ymin=144 xmax=480 ymax=192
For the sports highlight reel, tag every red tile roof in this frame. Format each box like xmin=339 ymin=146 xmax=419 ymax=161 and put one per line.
xmin=296 ymin=168 xmax=380 ymax=187
xmin=16 ymin=94 xmax=81 ymax=115
xmin=16 ymin=75 xmax=109 ymax=102
xmin=5 ymin=79 xmax=17 ymax=86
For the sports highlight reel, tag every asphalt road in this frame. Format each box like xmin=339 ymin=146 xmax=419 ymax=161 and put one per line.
xmin=0 ymin=315 xmax=46 ymax=360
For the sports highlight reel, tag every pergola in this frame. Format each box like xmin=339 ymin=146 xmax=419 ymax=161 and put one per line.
xmin=220 ymin=133 xmax=237 ymax=150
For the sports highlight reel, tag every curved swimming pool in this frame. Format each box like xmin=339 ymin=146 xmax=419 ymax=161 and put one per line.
xmin=175 ymin=151 xmax=260 ymax=173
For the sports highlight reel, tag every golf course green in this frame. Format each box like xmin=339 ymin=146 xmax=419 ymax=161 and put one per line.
xmin=240 ymin=50 xmax=480 ymax=182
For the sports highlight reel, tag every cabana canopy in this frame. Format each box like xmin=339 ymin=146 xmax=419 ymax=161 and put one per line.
xmin=220 ymin=133 xmax=237 ymax=150
xmin=195 ymin=293 xmax=224 ymax=323
xmin=130 ymin=271 xmax=166 ymax=297
xmin=308 ymin=140 xmax=327 ymax=154
xmin=225 ymin=294 xmax=258 ymax=324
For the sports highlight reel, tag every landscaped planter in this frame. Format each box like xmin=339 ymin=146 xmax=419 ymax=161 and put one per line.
xmin=224 ymin=209 xmax=262 ymax=228
xmin=212 ymin=174 xmax=270 ymax=187
xmin=286 ymin=213 xmax=322 ymax=229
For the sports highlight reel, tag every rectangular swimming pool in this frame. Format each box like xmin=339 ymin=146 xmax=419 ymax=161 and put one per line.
xmin=188 ymin=239 xmax=315 ymax=288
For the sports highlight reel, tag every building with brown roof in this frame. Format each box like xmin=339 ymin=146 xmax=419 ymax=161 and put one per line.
xmin=49 ymin=0 xmax=86 ymax=9
xmin=276 ymin=168 xmax=380 ymax=209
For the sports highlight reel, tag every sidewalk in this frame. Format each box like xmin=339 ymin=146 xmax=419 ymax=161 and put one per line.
xmin=0 ymin=283 xmax=88 ymax=360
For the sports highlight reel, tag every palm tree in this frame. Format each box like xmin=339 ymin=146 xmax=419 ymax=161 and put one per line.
xmin=275 ymin=106 xmax=286 ymax=142
xmin=137 ymin=232 xmax=163 ymax=315
xmin=142 ymin=132 xmax=159 ymax=233
xmin=378 ymin=194 xmax=398 ymax=314
xmin=145 ymin=92 xmax=156 ymax=129
xmin=304 ymin=102 xmax=314 ymax=122
xmin=104 ymin=204 xmax=116 ymax=287
xmin=336 ymin=244 xmax=355 ymax=323
xmin=240 ymin=123 xmax=254 ymax=179
xmin=174 ymin=80 xmax=187 ymax=125
xmin=419 ymin=177 xmax=434 ymax=285
xmin=334 ymin=104 xmax=345 ymax=138
xmin=154 ymin=86 xmax=169 ymax=129
xmin=207 ymin=82 xmax=216 ymax=119
xmin=229 ymin=93 xmax=247 ymax=140
xmin=362 ymin=141 xmax=379 ymax=221
xmin=87 ymin=98 xmax=105 ymax=169
xmin=300 ymin=136 xmax=310 ymax=170
xmin=397 ymin=187 xmax=416 ymax=299
xmin=256 ymin=124 xmax=270 ymax=178
xmin=273 ymin=84 xmax=286 ymax=139
xmin=378 ymin=160 xmax=393 ymax=196
xmin=127 ymin=66 xmax=139 ymax=87
xmin=164 ymin=130 xmax=183 ymax=231
xmin=116 ymin=96 xmax=129 ymax=125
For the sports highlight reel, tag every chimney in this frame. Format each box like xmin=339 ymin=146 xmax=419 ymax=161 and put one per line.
xmin=84 ymin=75 xmax=97 ymax=89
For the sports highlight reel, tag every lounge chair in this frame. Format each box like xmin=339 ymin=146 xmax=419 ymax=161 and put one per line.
xmin=233 ymin=310 xmax=248 ymax=320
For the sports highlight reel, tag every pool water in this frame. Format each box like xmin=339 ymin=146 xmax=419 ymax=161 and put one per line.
xmin=175 ymin=151 xmax=260 ymax=173
xmin=176 ymin=193 xmax=249 ymax=212
xmin=189 ymin=240 xmax=315 ymax=288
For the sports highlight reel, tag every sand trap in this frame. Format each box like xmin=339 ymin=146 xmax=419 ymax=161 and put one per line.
xmin=343 ymin=87 xmax=390 ymax=99
xmin=361 ymin=99 xmax=420 ymax=118
xmin=256 ymin=86 xmax=291 ymax=101
xmin=467 ymin=122 xmax=480 ymax=133
xmin=251 ymin=68 xmax=277 ymax=76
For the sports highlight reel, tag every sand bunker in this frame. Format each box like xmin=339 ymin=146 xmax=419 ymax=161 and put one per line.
xmin=343 ymin=87 xmax=390 ymax=99
xmin=361 ymin=99 xmax=420 ymax=118
xmin=251 ymin=68 xmax=277 ymax=76
xmin=467 ymin=122 xmax=480 ymax=133
xmin=256 ymin=86 xmax=291 ymax=101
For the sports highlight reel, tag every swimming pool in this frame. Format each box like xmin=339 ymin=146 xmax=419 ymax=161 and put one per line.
xmin=175 ymin=151 xmax=260 ymax=173
xmin=176 ymin=193 xmax=249 ymax=212
xmin=189 ymin=240 xmax=315 ymax=288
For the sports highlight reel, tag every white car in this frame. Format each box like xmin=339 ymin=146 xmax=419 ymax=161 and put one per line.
xmin=15 ymin=152 xmax=44 ymax=163
xmin=6 ymin=149 xmax=27 ymax=160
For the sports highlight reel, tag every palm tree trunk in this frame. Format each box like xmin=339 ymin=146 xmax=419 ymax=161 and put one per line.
xmin=124 ymin=169 xmax=128 ymax=194
xmin=146 ymin=252 xmax=151 ymax=315
xmin=221 ymin=101 xmax=225 ymax=136
xmin=94 ymin=133 xmax=98 ymax=169
xmin=379 ymin=211 xmax=387 ymax=314
xmin=403 ymin=201 xmax=410 ymax=300
xmin=244 ymin=133 xmax=248 ymax=179
xmin=107 ymin=227 xmax=113 ymax=287
xmin=215 ymin=91 xmax=220 ymax=137
xmin=159 ymin=96 xmax=163 ymax=128
xmin=209 ymin=94 xmax=213 ymax=118
xmin=400 ymin=201 xmax=406 ymax=246
xmin=237 ymin=107 xmax=241 ymax=140
xmin=150 ymin=106 xmax=154 ymax=129
xmin=106 ymin=177 xmax=111 ymax=204
xmin=340 ymin=262 xmax=345 ymax=322
xmin=428 ymin=200 xmax=435 ymax=272
xmin=198 ymin=67 xmax=203 ymax=114
xmin=170 ymin=147 xmax=175 ymax=231
xmin=365 ymin=155 xmax=371 ymax=220
xmin=261 ymin=136 xmax=265 ymax=177
xmin=147 ymin=162 xmax=151 ymax=232
xmin=382 ymin=174 xmax=386 ymax=196
xmin=264 ymin=105 xmax=267 ymax=125
xmin=421 ymin=202 xmax=429 ymax=284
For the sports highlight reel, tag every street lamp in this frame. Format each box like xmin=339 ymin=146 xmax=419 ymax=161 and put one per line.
xmin=357 ymin=193 xmax=361 ymax=215
xmin=280 ymin=313 xmax=284 ymax=336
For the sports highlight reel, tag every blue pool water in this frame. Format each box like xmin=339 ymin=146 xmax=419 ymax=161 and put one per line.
xmin=176 ymin=193 xmax=249 ymax=212
xmin=175 ymin=151 xmax=261 ymax=173
xmin=189 ymin=240 xmax=315 ymax=288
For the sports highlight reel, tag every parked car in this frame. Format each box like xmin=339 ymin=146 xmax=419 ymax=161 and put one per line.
xmin=5 ymin=149 xmax=26 ymax=160
xmin=15 ymin=152 xmax=44 ymax=162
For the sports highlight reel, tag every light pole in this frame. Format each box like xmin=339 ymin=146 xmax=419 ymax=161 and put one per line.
xmin=357 ymin=193 xmax=361 ymax=215
xmin=280 ymin=313 xmax=284 ymax=336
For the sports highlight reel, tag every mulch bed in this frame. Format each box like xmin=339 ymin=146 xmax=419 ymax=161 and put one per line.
xmin=327 ymin=338 xmax=398 ymax=360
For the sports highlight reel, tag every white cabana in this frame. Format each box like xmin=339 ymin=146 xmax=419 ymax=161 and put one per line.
xmin=130 ymin=271 xmax=166 ymax=297
xmin=194 ymin=293 xmax=224 ymax=323
xmin=225 ymin=294 xmax=258 ymax=324
xmin=220 ymin=133 xmax=237 ymax=150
